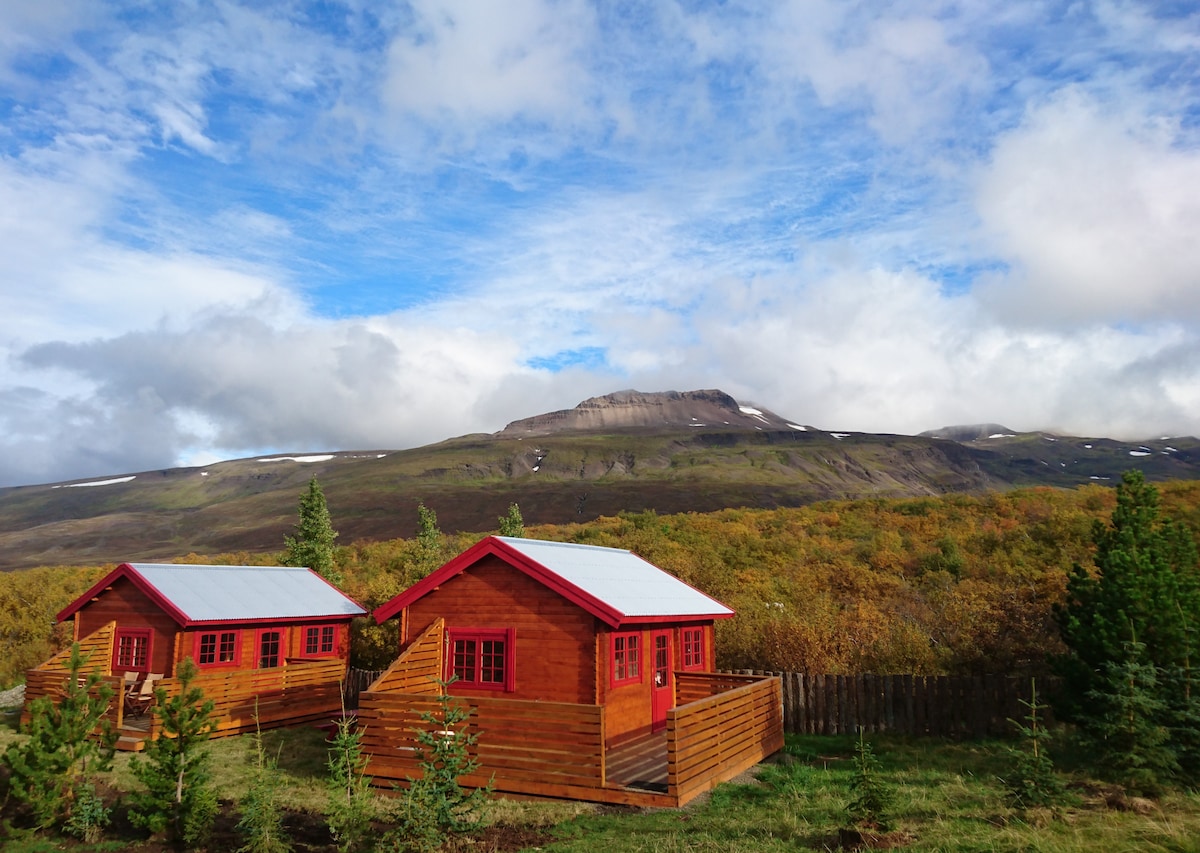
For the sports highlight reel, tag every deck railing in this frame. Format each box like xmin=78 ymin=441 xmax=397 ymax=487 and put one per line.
xmin=149 ymin=658 xmax=348 ymax=739
xmin=358 ymin=691 xmax=608 ymax=800
xmin=668 ymin=673 xmax=784 ymax=804
xmin=359 ymin=670 xmax=783 ymax=807
xmin=22 ymin=627 xmax=348 ymax=743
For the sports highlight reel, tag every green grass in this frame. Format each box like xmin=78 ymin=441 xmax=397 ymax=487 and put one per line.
xmin=4 ymin=712 xmax=1200 ymax=852
xmin=542 ymin=735 xmax=1200 ymax=853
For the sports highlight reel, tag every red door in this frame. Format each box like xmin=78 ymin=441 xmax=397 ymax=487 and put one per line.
xmin=651 ymin=630 xmax=673 ymax=732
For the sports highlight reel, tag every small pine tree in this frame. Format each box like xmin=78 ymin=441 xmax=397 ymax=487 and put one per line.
xmin=129 ymin=658 xmax=220 ymax=846
xmin=326 ymin=709 xmax=374 ymax=853
xmin=2 ymin=644 xmax=116 ymax=831
xmin=497 ymin=503 xmax=524 ymax=537
xmin=1001 ymin=678 xmax=1065 ymax=811
xmin=847 ymin=729 xmax=892 ymax=831
xmin=285 ymin=476 xmax=342 ymax=585
xmin=385 ymin=679 xmax=490 ymax=852
xmin=1081 ymin=640 xmax=1178 ymax=796
xmin=237 ymin=712 xmax=292 ymax=853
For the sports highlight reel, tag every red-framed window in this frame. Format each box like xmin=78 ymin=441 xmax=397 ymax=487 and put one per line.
xmin=446 ymin=628 xmax=514 ymax=692
xmin=257 ymin=629 xmax=283 ymax=669
xmin=302 ymin=625 xmax=337 ymax=658
xmin=681 ymin=627 xmax=705 ymax=670
xmin=195 ymin=630 xmax=239 ymax=667
xmin=114 ymin=628 xmax=152 ymax=672
xmin=610 ymin=631 xmax=642 ymax=687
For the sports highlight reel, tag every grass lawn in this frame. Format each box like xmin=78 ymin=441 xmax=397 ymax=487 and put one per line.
xmin=4 ymin=701 xmax=1200 ymax=851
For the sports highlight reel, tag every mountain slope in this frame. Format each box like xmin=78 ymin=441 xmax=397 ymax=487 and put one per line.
xmin=0 ymin=389 xmax=1197 ymax=570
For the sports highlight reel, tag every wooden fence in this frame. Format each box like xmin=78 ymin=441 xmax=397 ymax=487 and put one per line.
xmin=344 ymin=667 xmax=1049 ymax=738
xmin=731 ymin=671 xmax=1050 ymax=738
xmin=670 ymin=674 xmax=784 ymax=804
xmin=152 ymin=658 xmax=348 ymax=739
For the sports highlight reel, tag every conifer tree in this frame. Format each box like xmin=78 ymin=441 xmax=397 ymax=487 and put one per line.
xmin=237 ymin=712 xmax=292 ymax=853
xmin=284 ymin=476 xmax=341 ymax=585
xmin=129 ymin=658 xmax=219 ymax=846
xmin=1080 ymin=639 xmax=1178 ymax=796
xmin=1001 ymin=678 xmax=1065 ymax=811
xmin=326 ymin=711 xmax=374 ymax=853
xmin=1055 ymin=470 xmax=1200 ymax=720
xmin=2 ymin=644 xmax=115 ymax=831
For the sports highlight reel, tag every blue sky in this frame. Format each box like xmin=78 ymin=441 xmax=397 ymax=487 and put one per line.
xmin=2 ymin=1 xmax=1199 ymax=487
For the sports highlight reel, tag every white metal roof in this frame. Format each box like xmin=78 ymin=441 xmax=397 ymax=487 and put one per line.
xmin=128 ymin=563 xmax=366 ymax=623
xmin=494 ymin=537 xmax=733 ymax=620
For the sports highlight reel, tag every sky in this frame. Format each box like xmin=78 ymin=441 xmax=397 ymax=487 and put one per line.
xmin=2 ymin=1 xmax=1199 ymax=488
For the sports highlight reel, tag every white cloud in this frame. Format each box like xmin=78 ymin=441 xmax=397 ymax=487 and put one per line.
xmin=976 ymin=89 xmax=1200 ymax=325
xmin=382 ymin=0 xmax=596 ymax=132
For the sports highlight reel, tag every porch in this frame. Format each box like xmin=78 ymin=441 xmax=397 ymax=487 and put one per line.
xmin=357 ymin=670 xmax=784 ymax=808
xmin=22 ymin=622 xmax=350 ymax=752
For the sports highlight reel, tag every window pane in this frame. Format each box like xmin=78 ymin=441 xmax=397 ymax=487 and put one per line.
xmin=320 ymin=626 xmax=335 ymax=653
xmin=117 ymin=634 xmax=148 ymax=669
xmin=452 ymin=639 xmax=477 ymax=682
xmin=199 ymin=633 xmax=217 ymax=665
xmin=259 ymin=631 xmax=281 ymax=668
xmin=305 ymin=627 xmax=319 ymax=655
xmin=480 ymin=640 xmax=505 ymax=683
xmin=219 ymin=632 xmax=237 ymax=663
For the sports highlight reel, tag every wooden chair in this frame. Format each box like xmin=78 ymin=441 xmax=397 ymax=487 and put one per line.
xmin=125 ymin=673 xmax=162 ymax=717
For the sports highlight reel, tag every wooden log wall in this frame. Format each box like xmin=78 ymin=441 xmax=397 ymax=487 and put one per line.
xmin=731 ymin=671 xmax=1052 ymax=738
xmin=668 ymin=675 xmax=784 ymax=805
xmin=367 ymin=617 xmax=443 ymax=695
xmin=150 ymin=658 xmax=347 ymax=739
xmin=358 ymin=690 xmax=608 ymax=801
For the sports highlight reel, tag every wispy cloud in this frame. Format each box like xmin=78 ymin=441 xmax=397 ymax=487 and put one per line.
xmin=1 ymin=1 xmax=1198 ymax=487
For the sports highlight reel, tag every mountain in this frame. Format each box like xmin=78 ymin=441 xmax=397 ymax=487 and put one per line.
xmin=0 ymin=389 xmax=1197 ymax=571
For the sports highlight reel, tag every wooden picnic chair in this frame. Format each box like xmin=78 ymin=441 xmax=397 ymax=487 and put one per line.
xmin=125 ymin=672 xmax=162 ymax=717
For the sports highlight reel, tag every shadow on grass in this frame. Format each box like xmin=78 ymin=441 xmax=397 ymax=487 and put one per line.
xmin=259 ymin=725 xmax=331 ymax=780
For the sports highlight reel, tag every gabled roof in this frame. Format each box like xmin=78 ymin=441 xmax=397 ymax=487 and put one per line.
xmin=57 ymin=563 xmax=367 ymax=627
xmin=373 ymin=536 xmax=734 ymax=628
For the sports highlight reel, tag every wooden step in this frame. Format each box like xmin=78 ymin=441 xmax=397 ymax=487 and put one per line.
xmin=116 ymin=735 xmax=147 ymax=752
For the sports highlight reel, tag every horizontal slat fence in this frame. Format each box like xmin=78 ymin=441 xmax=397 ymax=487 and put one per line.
xmin=669 ymin=674 xmax=785 ymax=804
xmin=151 ymin=659 xmax=347 ymax=739
xmin=358 ymin=690 xmax=608 ymax=801
xmin=728 ymin=671 xmax=1051 ymax=738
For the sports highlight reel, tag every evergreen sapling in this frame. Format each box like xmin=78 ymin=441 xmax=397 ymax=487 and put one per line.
xmin=847 ymin=729 xmax=892 ymax=831
xmin=237 ymin=710 xmax=292 ymax=853
xmin=1 ymin=644 xmax=115 ymax=832
xmin=1001 ymin=677 xmax=1065 ymax=812
xmin=326 ymin=707 xmax=375 ymax=853
xmin=129 ymin=658 xmax=219 ymax=846
xmin=385 ymin=678 xmax=491 ymax=852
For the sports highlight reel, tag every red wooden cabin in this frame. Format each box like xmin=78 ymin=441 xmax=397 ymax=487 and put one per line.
xmin=25 ymin=563 xmax=366 ymax=750
xmin=361 ymin=536 xmax=783 ymax=806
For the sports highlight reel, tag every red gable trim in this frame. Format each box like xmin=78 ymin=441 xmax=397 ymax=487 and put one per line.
xmin=372 ymin=537 xmax=735 ymax=628
xmin=56 ymin=563 xmax=191 ymax=626
xmin=373 ymin=536 xmax=629 ymax=627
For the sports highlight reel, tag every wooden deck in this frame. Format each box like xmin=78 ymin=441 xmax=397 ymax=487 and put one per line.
xmin=606 ymin=731 xmax=669 ymax=792
xmin=359 ymin=672 xmax=783 ymax=808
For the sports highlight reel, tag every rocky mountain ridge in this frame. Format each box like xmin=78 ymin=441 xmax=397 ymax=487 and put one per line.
xmin=0 ymin=389 xmax=1197 ymax=571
